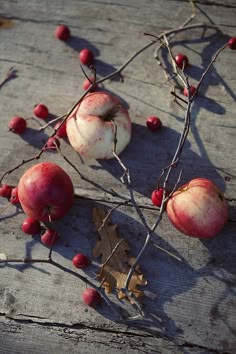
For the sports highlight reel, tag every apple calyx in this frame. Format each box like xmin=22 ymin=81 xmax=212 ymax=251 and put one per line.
xmin=99 ymin=105 xmax=121 ymax=122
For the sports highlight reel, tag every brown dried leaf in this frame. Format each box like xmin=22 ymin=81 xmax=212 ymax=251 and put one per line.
xmin=92 ymin=207 xmax=147 ymax=301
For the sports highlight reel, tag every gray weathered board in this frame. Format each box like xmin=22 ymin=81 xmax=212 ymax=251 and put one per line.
xmin=0 ymin=0 xmax=236 ymax=353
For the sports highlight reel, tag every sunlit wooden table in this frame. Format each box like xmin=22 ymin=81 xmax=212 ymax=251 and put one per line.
xmin=0 ymin=1 xmax=236 ymax=353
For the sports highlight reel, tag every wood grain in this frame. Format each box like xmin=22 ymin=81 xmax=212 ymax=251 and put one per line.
xmin=0 ymin=0 xmax=236 ymax=353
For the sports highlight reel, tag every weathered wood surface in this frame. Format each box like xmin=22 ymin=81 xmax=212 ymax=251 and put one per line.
xmin=0 ymin=0 xmax=236 ymax=353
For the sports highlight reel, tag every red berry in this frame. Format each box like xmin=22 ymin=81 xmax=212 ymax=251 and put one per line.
xmin=0 ymin=184 xmax=12 ymax=198
xmin=228 ymin=37 xmax=236 ymax=50
xmin=82 ymin=288 xmax=101 ymax=307
xmin=183 ymin=85 xmax=196 ymax=97
xmin=79 ymin=49 xmax=94 ymax=66
xmin=151 ymin=188 xmax=164 ymax=207
xmin=72 ymin=254 xmax=89 ymax=269
xmin=22 ymin=217 xmax=41 ymax=235
xmin=146 ymin=116 xmax=162 ymax=131
xmin=54 ymin=121 xmax=67 ymax=138
xmin=83 ymin=77 xmax=98 ymax=91
xmin=8 ymin=116 xmax=27 ymax=134
xmin=34 ymin=104 xmax=49 ymax=119
xmin=41 ymin=229 xmax=59 ymax=247
xmin=55 ymin=25 xmax=71 ymax=41
xmin=10 ymin=187 xmax=19 ymax=204
xmin=175 ymin=54 xmax=189 ymax=69
xmin=45 ymin=136 xmax=60 ymax=150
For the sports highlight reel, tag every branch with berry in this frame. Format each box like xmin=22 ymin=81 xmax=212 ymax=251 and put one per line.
xmin=0 ymin=0 xmax=235 ymax=319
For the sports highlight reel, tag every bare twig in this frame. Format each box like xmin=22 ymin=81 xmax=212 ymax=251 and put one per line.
xmin=111 ymin=121 xmax=151 ymax=232
xmin=0 ymin=67 xmax=17 ymax=89
xmin=0 ymin=255 xmax=123 ymax=320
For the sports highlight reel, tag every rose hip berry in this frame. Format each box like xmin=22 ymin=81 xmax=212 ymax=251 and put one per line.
xmin=45 ymin=136 xmax=60 ymax=150
xmin=83 ymin=77 xmax=98 ymax=91
xmin=82 ymin=288 xmax=101 ymax=307
xmin=228 ymin=37 xmax=236 ymax=50
xmin=10 ymin=187 xmax=20 ymax=204
xmin=151 ymin=188 xmax=164 ymax=207
xmin=79 ymin=49 xmax=94 ymax=66
xmin=8 ymin=116 xmax=27 ymax=134
xmin=41 ymin=229 xmax=59 ymax=247
xmin=55 ymin=25 xmax=71 ymax=41
xmin=175 ymin=54 xmax=189 ymax=69
xmin=183 ymin=85 xmax=196 ymax=97
xmin=54 ymin=121 xmax=67 ymax=138
xmin=34 ymin=104 xmax=49 ymax=119
xmin=72 ymin=254 xmax=90 ymax=269
xmin=0 ymin=184 xmax=12 ymax=198
xmin=22 ymin=217 xmax=41 ymax=235
xmin=146 ymin=116 xmax=162 ymax=131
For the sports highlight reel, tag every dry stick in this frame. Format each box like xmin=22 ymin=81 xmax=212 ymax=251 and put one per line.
xmin=0 ymin=67 xmax=17 ymax=89
xmin=97 ymin=23 xmax=218 ymax=87
xmin=192 ymin=42 xmax=229 ymax=99
xmin=152 ymin=242 xmax=182 ymax=262
xmin=97 ymin=203 xmax=128 ymax=232
xmin=0 ymin=24 xmax=217 ymax=186
xmin=98 ymin=239 xmax=125 ymax=276
xmin=0 ymin=202 xmax=12 ymax=216
xmin=111 ymin=122 xmax=151 ymax=232
xmin=0 ymin=84 xmax=96 ymax=184
xmin=0 ymin=21 xmax=225 ymax=319
xmin=39 ymin=113 xmax=67 ymax=131
xmin=153 ymin=0 xmax=196 ymax=77
xmin=123 ymin=35 xmax=229 ymax=299
xmin=55 ymin=144 xmax=127 ymax=201
xmin=123 ymin=88 xmax=192 ymax=295
xmin=0 ymin=256 xmax=122 ymax=319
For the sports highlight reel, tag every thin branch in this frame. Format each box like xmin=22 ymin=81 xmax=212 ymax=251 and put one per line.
xmin=111 ymin=121 xmax=151 ymax=232
xmin=55 ymin=144 xmax=128 ymax=200
xmin=97 ymin=203 xmax=128 ymax=232
xmin=192 ymin=42 xmax=229 ymax=99
xmin=0 ymin=256 xmax=123 ymax=320
xmin=0 ymin=67 xmax=17 ymax=89
xmin=39 ymin=113 xmax=67 ymax=131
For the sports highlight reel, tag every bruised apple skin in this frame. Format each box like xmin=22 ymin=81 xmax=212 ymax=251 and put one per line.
xmin=66 ymin=91 xmax=132 ymax=159
xmin=166 ymin=178 xmax=228 ymax=238
xmin=18 ymin=162 xmax=74 ymax=222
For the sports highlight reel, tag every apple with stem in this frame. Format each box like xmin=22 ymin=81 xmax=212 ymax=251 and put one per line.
xmin=18 ymin=162 xmax=74 ymax=222
xmin=166 ymin=178 xmax=228 ymax=238
xmin=66 ymin=91 xmax=132 ymax=159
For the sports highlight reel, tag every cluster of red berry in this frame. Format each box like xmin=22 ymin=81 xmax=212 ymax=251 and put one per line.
xmin=7 ymin=23 xmax=100 ymax=141
xmin=8 ymin=101 xmax=68 ymax=150
xmin=1 ymin=182 xmax=99 ymax=306
xmin=149 ymin=37 xmax=236 ymax=209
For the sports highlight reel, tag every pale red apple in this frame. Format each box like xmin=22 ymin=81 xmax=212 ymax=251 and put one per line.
xmin=18 ymin=162 xmax=74 ymax=222
xmin=166 ymin=178 xmax=228 ymax=238
xmin=66 ymin=91 xmax=132 ymax=159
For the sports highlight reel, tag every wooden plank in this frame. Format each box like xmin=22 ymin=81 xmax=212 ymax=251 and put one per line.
xmin=0 ymin=318 xmax=218 ymax=354
xmin=0 ymin=0 xmax=236 ymax=353
xmin=0 ymin=198 xmax=235 ymax=352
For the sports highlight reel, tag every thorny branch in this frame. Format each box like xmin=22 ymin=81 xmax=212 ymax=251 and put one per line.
xmin=0 ymin=1 xmax=232 ymax=319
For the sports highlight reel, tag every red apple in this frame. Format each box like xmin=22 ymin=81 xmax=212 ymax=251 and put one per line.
xmin=66 ymin=91 xmax=132 ymax=159
xmin=18 ymin=162 xmax=74 ymax=222
xmin=166 ymin=178 xmax=228 ymax=238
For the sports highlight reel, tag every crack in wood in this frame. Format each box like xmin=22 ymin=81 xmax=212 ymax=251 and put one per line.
xmin=0 ymin=312 xmax=231 ymax=353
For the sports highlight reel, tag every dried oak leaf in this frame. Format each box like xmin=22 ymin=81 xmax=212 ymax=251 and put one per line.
xmin=92 ymin=207 xmax=147 ymax=301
